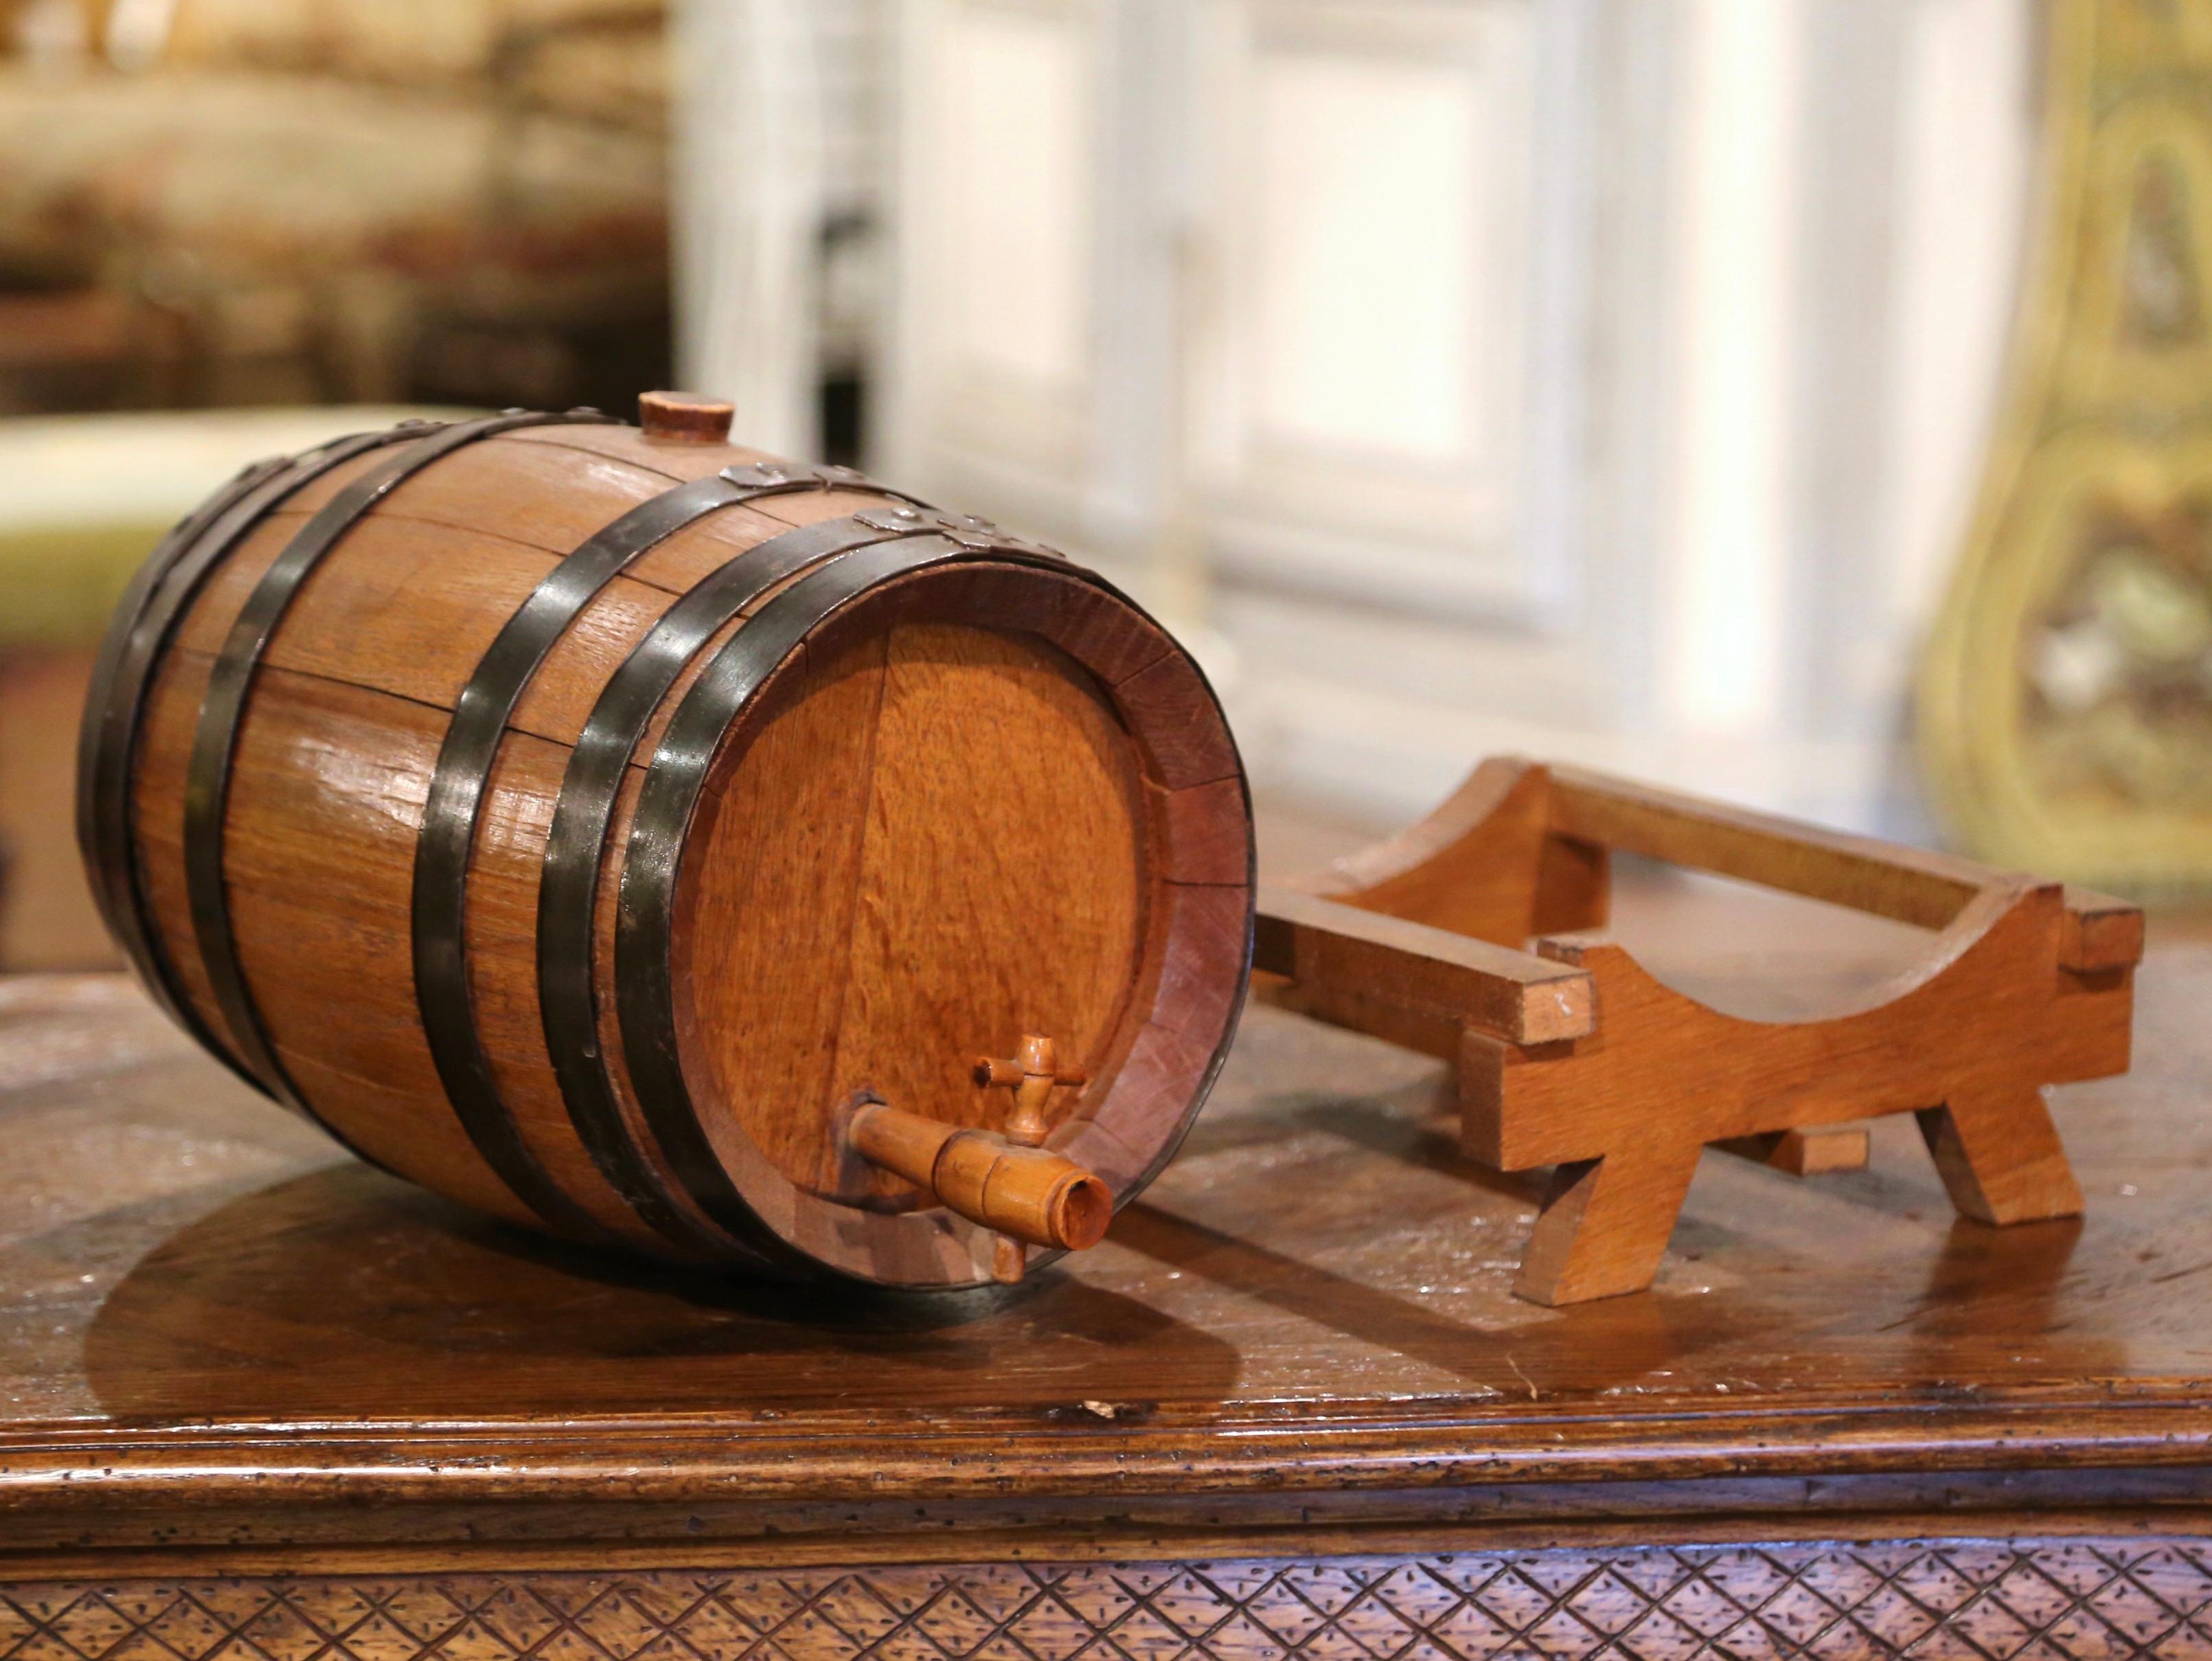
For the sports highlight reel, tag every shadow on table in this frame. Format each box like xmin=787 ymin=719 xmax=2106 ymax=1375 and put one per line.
xmin=1127 ymin=1072 xmax=2117 ymax=1406
xmin=83 ymin=1162 xmax=1239 ymax=1423
xmin=82 ymin=1114 xmax=2117 ymax=1425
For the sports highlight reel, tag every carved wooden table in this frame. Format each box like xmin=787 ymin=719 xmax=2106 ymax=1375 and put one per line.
xmin=5 ymin=947 xmax=2212 ymax=1660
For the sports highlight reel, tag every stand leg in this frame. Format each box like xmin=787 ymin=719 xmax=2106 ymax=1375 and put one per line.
xmin=1515 ymin=1142 xmax=1704 ymax=1306
xmin=1917 ymin=1088 xmax=2084 ymax=1225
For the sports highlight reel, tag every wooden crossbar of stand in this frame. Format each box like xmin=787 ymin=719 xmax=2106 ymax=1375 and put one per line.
xmin=1255 ymin=757 xmax=2143 ymax=1306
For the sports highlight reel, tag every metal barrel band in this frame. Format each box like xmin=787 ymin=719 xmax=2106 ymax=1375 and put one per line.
xmin=77 ymin=452 xmax=297 ymax=948
xmin=76 ymin=426 xmax=429 ymax=1094
xmin=535 ymin=510 xmax=947 ymax=1262
xmin=179 ymin=409 xmax=616 ymax=1175
xmin=610 ymin=533 xmax=1121 ymax=1271
xmin=84 ymin=427 xmax=431 ymax=939
xmin=415 ymin=462 xmax=924 ymax=1245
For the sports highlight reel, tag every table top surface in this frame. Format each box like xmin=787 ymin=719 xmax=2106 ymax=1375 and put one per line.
xmin=3 ymin=919 xmax=2210 ymax=1546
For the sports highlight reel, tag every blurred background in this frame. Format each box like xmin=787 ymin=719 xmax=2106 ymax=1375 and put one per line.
xmin=1 ymin=0 xmax=2205 ymax=974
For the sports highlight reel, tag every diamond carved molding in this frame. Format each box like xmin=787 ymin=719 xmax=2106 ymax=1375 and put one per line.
xmin=7 ymin=1540 xmax=2212 ymax=1661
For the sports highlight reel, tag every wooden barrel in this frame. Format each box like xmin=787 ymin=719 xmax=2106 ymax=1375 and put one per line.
xmin=76 ymin=396 xmax=1253 ymax=1288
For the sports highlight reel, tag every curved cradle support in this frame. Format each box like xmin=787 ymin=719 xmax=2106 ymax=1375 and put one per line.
xmin=1255 ymin=758 xmax=2141 ymax=1306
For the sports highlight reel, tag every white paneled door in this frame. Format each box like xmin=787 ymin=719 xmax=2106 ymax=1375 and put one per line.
xmin=857 ymin=0 xmax=2038 ymax=832
xmin=1189 ymin=0 xmax=1535 ymax=618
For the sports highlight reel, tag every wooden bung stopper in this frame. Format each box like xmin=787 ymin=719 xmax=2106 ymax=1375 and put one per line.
xmin=638 ymin=390 xmax=735 ymax=444
xmin=849 ymin=1103 xmax=1113 ymax=1252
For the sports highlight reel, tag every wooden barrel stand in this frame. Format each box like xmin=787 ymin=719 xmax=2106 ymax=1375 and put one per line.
xmin=77 ymin=394 xmax=1255 ymax=1288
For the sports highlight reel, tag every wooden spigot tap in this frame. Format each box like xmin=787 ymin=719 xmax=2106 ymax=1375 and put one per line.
xmin=974 ymin=1033 xmax=1089 ymax=1147
xmin=845 ymin=1035 xmax=1104 ymax=1283
xmin=848 ymin=1103 xmax=1112 ymax=1256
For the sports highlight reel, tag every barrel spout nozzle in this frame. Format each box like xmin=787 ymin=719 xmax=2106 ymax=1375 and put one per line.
xmin=847 ymin=1101 xmax=1113 ymax=1270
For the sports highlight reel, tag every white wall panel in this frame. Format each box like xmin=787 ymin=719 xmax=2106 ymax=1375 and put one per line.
xmin=1249 ymin=52 xmax=1481 ymax=462
xmin=673 ymin=0 xmax=828 ymax=457
xmin=887 ymin=0 xmax=1103 ymax=498
xmin=863 ymin=0 xmax=2040 ymax=834
xmin=1189 ymin=0 xmax=1537 ymax=615
xmin=1882 ymin=0 xmax=2033 ymax=640
xmin=940 ymin=5 xmax=1094 ymax=396
xmin=1661 ymin=0 xmax=1800 ymax=742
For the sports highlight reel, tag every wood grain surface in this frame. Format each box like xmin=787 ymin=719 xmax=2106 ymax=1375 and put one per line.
xmin=1268 ymin=759 xmax=2138 ymax=1307
xmin=677 ymin=620 xmax=1146 ymax=1204
xmin=0 ymin=930 xmax=2207 ymax=1563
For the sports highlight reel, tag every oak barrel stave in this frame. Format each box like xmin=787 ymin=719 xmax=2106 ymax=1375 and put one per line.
xmin=81 ymin=429 xmax=421 ymax=1103
xmin=82 ymin=405 xmax=1255 ymax=1287
xmin=181 ymin=414 xmax=616 ymax=1189
xmin=137 ymin=438 xmax=893 ymax=1244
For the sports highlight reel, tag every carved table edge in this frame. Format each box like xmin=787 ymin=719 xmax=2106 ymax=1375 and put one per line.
xmin=6 ymin=1399 xmax=2212 ymax=1511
